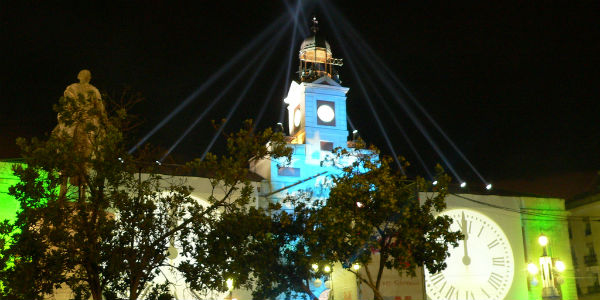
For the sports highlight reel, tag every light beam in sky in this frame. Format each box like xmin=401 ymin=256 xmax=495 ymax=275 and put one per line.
xmin=160 ymin=20 xmax=292 ymax=161
xmin=200 ymin=21 xmax=292 ymax=161
xmin=130 ymin=13 xmax=288 ymax=154
xmin=321 ymin=2 xmax=405 ymax=175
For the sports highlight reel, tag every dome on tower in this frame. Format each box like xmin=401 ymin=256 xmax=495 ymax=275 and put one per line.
xmin=300 ymin=35 xmax=332 ymax=54
xmin=298 ymin=17 xmax=343 ymax=83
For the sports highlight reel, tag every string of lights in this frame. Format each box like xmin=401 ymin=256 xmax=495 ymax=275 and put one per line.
xmin=450 ymin=193 xmax=600 ymax=222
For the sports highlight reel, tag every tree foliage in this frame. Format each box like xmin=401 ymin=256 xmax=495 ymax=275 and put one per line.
xmin=212 ymin=143 xmax=462 ymax=300
xmin=316 ymin=145 xmax=462 ymax=300
xmin=0 ymin=86 xmax=291 ymax=300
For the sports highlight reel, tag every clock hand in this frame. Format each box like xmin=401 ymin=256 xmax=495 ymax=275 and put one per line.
xmin=461 ymin=212 xmax=471 ymax=266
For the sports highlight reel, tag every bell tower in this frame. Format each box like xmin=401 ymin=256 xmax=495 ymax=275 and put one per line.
xmin=250 ymin=17 xmax=351 ymax=201
xmin=284 ymin=17 xmax=349 ymax=150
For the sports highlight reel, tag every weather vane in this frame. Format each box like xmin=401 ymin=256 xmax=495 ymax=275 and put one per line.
xmin=311 ymin=16 xmax=319 ymax=34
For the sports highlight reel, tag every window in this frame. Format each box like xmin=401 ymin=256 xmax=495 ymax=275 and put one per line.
xmin=278 ymin=167 xmax=300 ymax=177
xmin=585 ymin=217 xmax=592 ymax=236
xmin=320 ymin=141 xmax=333 ymax=152
xmin=585 ymin=242 xmax=597 ymax=266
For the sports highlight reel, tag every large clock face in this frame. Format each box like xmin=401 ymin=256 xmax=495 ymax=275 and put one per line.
xmin=425 ymin=209 xmax=514 ymax=300
xmin=317 ymin=104 xmax=334 ymax=122
xmin=293 ymin=107 xmax=302 ymax=128
xmin=316 ymin=100 xmax=335 ymax=126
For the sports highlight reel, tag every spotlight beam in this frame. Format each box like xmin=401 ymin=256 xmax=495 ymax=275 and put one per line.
xmin=129 ymin=14 xmax=288 ymax=154
xmin=321 ymin=2 xmax=405 ymax=175
xmin=279 ymin=0 xmax=303 ymax=124
xmin=200 ymin=22 xmax=291 ymax=161
xmin=354 ymin=55 xmax=433 ymax=179
xmin=160 ymin=21 xmax=292 ymax=161
xmin=253 ymin=63 xmax=287 ymax=130
xmin=347 ymin=115 xmax=356 ymax=132
xmin=330 ymin=5 xmax=481 ymax=183
xmin=323 ymin=1 xmax=462 ymax=181
xmin=281 ymin=0 xmax=309 ymax=38
xmin=357 ymin=28 xmax=485 ymax=183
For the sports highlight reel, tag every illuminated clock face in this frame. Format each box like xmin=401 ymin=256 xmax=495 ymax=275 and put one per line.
xmin=293 ymin=107 xmax=302 ymax=128
xmin=317 ymin=104 xmax=335 ymax=123
xmin=425 ymin=209 xmax=514 ymax=300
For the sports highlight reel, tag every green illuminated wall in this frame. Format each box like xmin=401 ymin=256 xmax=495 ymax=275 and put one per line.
xmin=0 ymin=161 xmax=20 ymax=223
xmin=521 ymin=197 xmax=578 ymax=300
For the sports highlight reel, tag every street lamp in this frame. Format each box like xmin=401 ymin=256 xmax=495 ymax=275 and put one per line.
xmin=536 ymin=234 xmax=563 ymax=299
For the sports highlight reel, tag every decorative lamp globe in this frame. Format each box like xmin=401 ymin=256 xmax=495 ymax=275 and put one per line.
xmin=527 ymin=263 xmax=539 ymax=275
xmin=313 ymin=278 xmax=322 ymax=288
xmin=555 ymin=260 xmax=566 ymax=272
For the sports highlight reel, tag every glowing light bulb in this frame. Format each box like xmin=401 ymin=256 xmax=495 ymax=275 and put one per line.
xmin=352 ymin=130 xmax=358 ymax=134
xmin=226 ymin=278 xmax=234 ymax=290
xmin=323 ymin=265 xmax=331 ymax=273
xmin=555 ymin=260 xmax=565 ymax=272
xmin=486 ymin=183 xmax=492 ymax=190
xmin=432 ymin=180 xmax=438 ymax=186
xmin=155 ymin=160 xmax=162 ymax=166
xmin=527 ymin=263 xmax=539 ymax=275
xmin=460 ymin=182 xmax=467 ymax=188
xmin=356 ymin=201 xmax=364 ymax=208
xmin=352 ymin=263 xmax=360 ymax=271
xmin=538 ymin=235 xmax=548 ymax=247
xmin=312 ymin=263 xmax=319 ymax=271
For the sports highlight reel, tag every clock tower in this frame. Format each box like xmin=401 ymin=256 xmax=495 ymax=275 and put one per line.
xmin=284 ymin=17 xmax=349 ymax=150
xmin=251 ymin=17 xmax=352 ymax=198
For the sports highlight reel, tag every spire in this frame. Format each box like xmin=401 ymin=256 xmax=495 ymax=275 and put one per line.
xmin=311 ymin=16 xmax=319 ymax=34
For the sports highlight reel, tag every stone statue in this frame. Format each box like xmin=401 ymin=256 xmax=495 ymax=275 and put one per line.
xmin=53 ymin=70 xmax=107 ymax=199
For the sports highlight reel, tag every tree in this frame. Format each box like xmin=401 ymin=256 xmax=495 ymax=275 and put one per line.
xmin=176 ymin=120 xmax=295 ymax=296
xmin=313 ymin=145 xmax=462 ymax=300
xmin=0 ymin=83 xmax=291 ymax=300
xmin=213 ymin=144 xmax=461 ymax=300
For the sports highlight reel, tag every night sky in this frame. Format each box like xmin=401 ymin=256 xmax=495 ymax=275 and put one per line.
xmin=1 ymin=1 xmax=599 ymax=184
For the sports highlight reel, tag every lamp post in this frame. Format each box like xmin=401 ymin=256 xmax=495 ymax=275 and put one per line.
xmin=528 ymin=234 xmax=565 ymax=300
xmin=323 ymin=265 xmax=334 ymax=300
xmin=312 ymin=263 xmax=334 ymax=300
xmin=226 ymin=278 xmax=234 ymax=300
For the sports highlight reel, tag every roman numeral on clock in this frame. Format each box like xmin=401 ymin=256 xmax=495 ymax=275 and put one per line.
xmin=481 ymin=287 xmax=490 ymax=298
xmin=445 ymin=285 xmax=455 ymax=299
xmin=493 ymin=256 xmax=505 ymax=266
xmin=431 ymin=272 xmax=444 ymax=285
xmin=488 ymin=239 xmax=499 ymax=249
xmin=488 ymin=272 xmax=503 ymax=290
xmin=465 ymin=290 xmax=475 ymax=300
